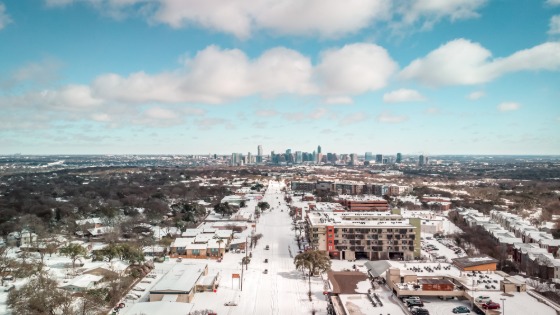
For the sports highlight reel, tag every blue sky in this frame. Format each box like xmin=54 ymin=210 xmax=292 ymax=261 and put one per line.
xmin=0 ymin=0 xmax=559 ymax=155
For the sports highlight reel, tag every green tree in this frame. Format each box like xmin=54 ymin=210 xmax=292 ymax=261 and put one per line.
xmin=257 ymin=202 xmax=270 ymax=211
xmin=241 ymin=256 xmax=250 ymax=270
xmin=294 ymin=250 xmax=331 ymax=301
xmin=250 ymin=233 xmax=263 ymax=248
xmin=214 ymin=202 xmax=235 ymax=217
xmin=59 ymin=243 xmax=87 ymax=270
xmin=214 ymin=236 xmax=224 ymax=258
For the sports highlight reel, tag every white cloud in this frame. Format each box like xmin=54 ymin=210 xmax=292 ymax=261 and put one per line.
xmin=153 ymin=0 xmax=390 ymax=39
xmin=0 ymin=3 xmax=12 ymax=30
xmin=549 ymin=15 xmax=560 ymax=34
xmin=2 ymin=58 xmax=63 ymax=89
xmin=498 ymin=102 xmax=521 ymax=112
xmin=324 ymin=96 xmax=353 ymax=104
xmin=315 ymin=43 xmax=398 ymax=96
xmin=92 ymin=45 xmax=315 ymax=104
xmin=467 ymin=91 xmax=485 ymax=100
xmin=400 ymin=39 xmax=560 ymax=86
xmin=376 ymin=111 xmax=408 ymax=123
xmin=44 ymin=0 xmax=486 ymax=39
xmin=546 ymin=0 xmax=560 ymax=6
xmin=44 ymin=0 xmax=74 ymax=7
xmin=383 ymin=88 xmax=425 ymax=103
xmin=398 ymin=0 xmax=486 ymax=29
xmin=90 ymin=44 xmax=396 ymax=105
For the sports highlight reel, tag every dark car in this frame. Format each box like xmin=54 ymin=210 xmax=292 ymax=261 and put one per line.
xmin=407 ymin=300 xmax=424 ymax=307
xmin=452 ymin=306 xmax=470 ymax=313
xmin=264 ymin=259 xmax=268 ymax=263
xmin=482 ymin=302 xmax=500 ymax=310
xmin=411 ymin=308 xmax=430 ymax=315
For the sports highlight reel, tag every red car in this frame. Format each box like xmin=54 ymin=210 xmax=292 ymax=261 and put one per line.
xmin=482 ymin=302 xmax=500 ymax=309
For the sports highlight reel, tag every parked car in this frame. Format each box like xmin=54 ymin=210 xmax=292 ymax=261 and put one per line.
xmin=265 ymin=245 xmax=270 ymax=250
xmin=475 ymin=296 xmax=491 ymax=303
xmin=453 ymin=306 xmax=471 ymax=313
xmin=482 ymin=302 xmax=500 ymax=309
xmin=264 ymin=269 xmax=268 ymax=274
xmin=264 ymin=259 xmax=268 ymax=263
xmin=403 ymin=296 xmax=421 ymax=303
xmin=411 ymin=308 xmax=430 ymax=315
xmin=407 ymin=300 xmax=424 ymax=307
xmin=224 ymin=301 xmax=237 ymax=306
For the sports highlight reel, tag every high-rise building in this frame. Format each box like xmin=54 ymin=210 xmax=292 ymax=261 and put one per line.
xmin=257 ymin=145 xmax=263 ymax=163
xmin=418 ymin=154 xmax=429 ymax=166
xmin=376 ymin=154 xmax=383 ymax=164
xmin=396 ymin=152 xmax=402 ymax=163
xmin=365 ymin=152 xmax=373 ymax=161
xmin=350 ymin=153 xmax=358 ymax=166
xmin=317 ymin=145 xmax=322 ymax=154
xmin=295 ymin=151 xmax=303 ymax=163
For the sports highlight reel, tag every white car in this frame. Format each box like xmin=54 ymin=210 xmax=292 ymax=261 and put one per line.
xmin=475 ymin=296 xmax=491 ymax=303
xmin=225 ymin=301 xmax=237 ymax=306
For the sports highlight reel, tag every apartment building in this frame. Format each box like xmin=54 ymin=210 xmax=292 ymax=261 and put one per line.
xmin=306 ymin=211 xmax=420 ymax=261
xmin=335 ymin=195 xmax=389 ymax=211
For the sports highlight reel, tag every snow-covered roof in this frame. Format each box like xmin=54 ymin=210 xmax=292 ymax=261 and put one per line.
xmin=122 ymin=301 xmax=194 ymax=315
xmin=182 ymin=229 xmax=202 ymax=237
xmin=61 ymin=274 xmax=103 ymax=289
xmin=150 ymin=263 xmax=206 ymax=293
xmin=171 ymin=238 xmax=193 ymax=248
xmin=87 ymin=226 xmax=113 ymax=236
xmin=76 ymin=217 xmax=102 ymax=225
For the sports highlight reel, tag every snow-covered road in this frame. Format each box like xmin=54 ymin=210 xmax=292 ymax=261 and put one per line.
xmin=190 ymin=180 xmax=328 ymax=315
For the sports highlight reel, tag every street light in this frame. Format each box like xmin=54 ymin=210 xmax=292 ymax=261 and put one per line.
xmin=500 ymin=298 xmax=505 ymax=315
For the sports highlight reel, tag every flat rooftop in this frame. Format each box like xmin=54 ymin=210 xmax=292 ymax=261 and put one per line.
xmin=307 ymin=212 xmax=414 ymax=228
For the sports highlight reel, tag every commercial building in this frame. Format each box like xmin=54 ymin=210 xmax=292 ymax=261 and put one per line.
xmin=306 ymin=211 xmax=420 ymax=261
xmin=452 ymin=255 xmax=498 ymax=271
xmin=149 ymin=263 xmax=218 ymax=303
xmin=335 ymin=195 xmax=389 ymax=211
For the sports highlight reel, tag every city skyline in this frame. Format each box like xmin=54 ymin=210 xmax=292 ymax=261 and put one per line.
xmin=0 ymin=1 xmax=559 ymax=155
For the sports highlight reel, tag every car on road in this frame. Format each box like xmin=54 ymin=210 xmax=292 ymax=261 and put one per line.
xmin=411 ymin=308 xmax=430 ymax=315
xmin=264 ymin=259 xmax=268 ymax=263
xmin=265 ymin=245 xmax=270 ymax=250
xmin=482 ymin=302 xmax=500 ymax=309
xmin=452 ymin=306 xmax=471 ymax=313
xmin=475 ymin=296 xmax=491 ymax=303
xmin=264 ymin=269 xmax=268 ymax=274
xmin=224 ymin=301 xmax=237 ymax=306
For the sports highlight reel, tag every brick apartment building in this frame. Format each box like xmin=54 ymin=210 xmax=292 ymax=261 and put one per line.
xmin=335 ymin=195 xmax=389 ymax=211
xmin=306 ymin=212 xmax=421 ymax=261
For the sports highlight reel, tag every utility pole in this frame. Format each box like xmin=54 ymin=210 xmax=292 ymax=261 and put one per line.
xmin=245 ymin=236 xmax=249 ymax=270
xmin=500 ymin=298 xmax=505 ymax=315
xmin=240 ymin=261 xmax=243 ymax=291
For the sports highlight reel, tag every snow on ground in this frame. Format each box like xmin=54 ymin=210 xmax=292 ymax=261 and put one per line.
xmin=121 ymin=180 xmax=329 ymax=315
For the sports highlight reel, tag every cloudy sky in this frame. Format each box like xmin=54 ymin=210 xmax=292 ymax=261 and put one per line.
xmin=0 ymin=0 xmax=559 ymax=155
